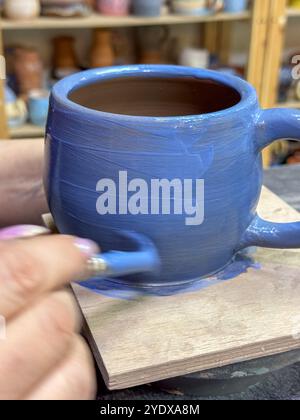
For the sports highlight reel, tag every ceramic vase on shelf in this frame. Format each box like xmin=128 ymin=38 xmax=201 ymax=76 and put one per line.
xmin=4 ymin=0 xmax=40 ymax=20
xmin=96 ymin=0 xmax=130 ymax=16
xmin=52 ymin=36 xmax=80 ymax=79
xmin=179 ymin=48 xmax=209 ymax=68
xmin=172 ymin=0 xmax=212 ymax=15
xmin=132 ymin=0 xmax=162 ymax=17
xmin=90 ymin=29 xmax=115 ymax=68
xmin=28 ymin=89 xmax=50 ymax=127
xmin=137 ymin=26 xmax=168 ymax=64
xmin=223 ymin=0 xmax=248 ymax=13
xmin=12 ymin=47 xmax=44 ymax=98
xmin=139 ymin=51 xmax=164 ymax=64
xmin=113 ymin=29 xmax=136 ymax=65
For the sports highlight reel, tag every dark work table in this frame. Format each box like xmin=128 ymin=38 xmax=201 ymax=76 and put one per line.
xmin=98 ymin=165 xmax=300 ymax=401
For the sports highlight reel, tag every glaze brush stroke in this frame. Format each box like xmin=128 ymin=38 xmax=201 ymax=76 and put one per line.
xmin=80 ymin=253 xmax=261 ymax=300
xmin=44 ymin=65 xmax=300 ymax=292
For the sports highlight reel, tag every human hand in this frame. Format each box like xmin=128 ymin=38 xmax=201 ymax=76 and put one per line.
xmin=0 ymin=225 xmax=98 ymax=400
xmin=0 ymin=140 xmax=48 ymax=227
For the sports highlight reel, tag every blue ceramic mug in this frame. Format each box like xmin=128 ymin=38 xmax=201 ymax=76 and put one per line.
xmin=45 ymin=65 xmax=300 ymax=288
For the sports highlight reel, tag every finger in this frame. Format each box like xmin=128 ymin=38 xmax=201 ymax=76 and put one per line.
xmin=0 ymin=234 xmax=99 ymax=319
xmin=26 ymin=336 xmax=96 ymax=401
xmin=0 ymin=225 xmax=50 ymax=240
xmin=0 ymin=291 xmax=80 ymax=400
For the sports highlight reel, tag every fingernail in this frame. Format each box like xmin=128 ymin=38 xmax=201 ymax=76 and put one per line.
xmin=74 ymin=238 xmax=99 ymax=258
xmin=0 ymin=225 xmax=50 ymax=241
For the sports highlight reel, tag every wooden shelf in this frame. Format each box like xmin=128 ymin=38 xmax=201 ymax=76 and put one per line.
xmin=0 ymin=11 xmax=251 ymax=30
xmin=287 ymin=8 xmax=300 ymax=17
xmin=9 ymin=124 xmax=44 ymax=139
xmin=276 ymin=101 xmax=300 ymax=109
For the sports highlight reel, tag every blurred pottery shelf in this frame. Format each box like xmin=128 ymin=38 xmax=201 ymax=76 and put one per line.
xmin=9 ymin=124 xmax=44 ymax=139
xmin=0 ymin=11 xmax=251 ymax=30
xmin=276 ymin=101 xmax=300 ymax=109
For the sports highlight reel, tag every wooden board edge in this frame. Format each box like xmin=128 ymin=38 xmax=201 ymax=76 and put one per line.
xmin=108 ymin=337 xmax=300 ymax=390
xmin=71 ymin=285 xmax=111 ymax=386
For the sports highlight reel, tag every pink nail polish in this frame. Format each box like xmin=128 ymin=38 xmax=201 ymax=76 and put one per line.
xmin=74 ymin=238 xmax=99 ymax=258
xmin=0 ymin=225 xmax=50 ymax=240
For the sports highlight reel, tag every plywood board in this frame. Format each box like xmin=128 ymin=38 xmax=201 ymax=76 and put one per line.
xmin=72 ymin=187 xmax=300 ymax=390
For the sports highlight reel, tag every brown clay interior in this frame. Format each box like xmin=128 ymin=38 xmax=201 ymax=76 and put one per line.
xmin=69 ymin=76 xmax=241 ymax=117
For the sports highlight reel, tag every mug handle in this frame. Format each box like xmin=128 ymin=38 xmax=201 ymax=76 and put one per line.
xmin=91 ymin=231 xmax=160 ymax=279
xmin=238 ymin=108 xmax=300 ymax=250
xmin=42 ymin=213 xmax=160 ymax=280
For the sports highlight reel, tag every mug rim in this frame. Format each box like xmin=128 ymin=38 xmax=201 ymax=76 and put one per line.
xmin=51 ymin=65 xmax=258 ymax=125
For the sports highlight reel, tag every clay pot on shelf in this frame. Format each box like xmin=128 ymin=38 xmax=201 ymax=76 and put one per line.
xmin=4 ymin=0 xmax=40 ymax=20
xmin=52 ymin=36 xmax=80 ymax=79
xmin=12 ymin=47 xmax=44 ymax=98
xmin=96 ymin=0 xmax=130 ymax=16
xmin=179 ymin=47 xmax=209 ymax=68
xmin=137 ymin=26 xmax=168 ymax=65
xmin=287 ymin=151 xmax=300 ymax=165
xmin=171 ymin=0 xmax=212 ymax=15
xmin=90 ymin=29 xmax=115 ymax=68
xmin=139 ymin=51 xmax=164 ymax=65
xmin=172 ymin=0 xmax=224 ymax=15
xmin=132 ymin=0 xmax=162 ymax=17
xmin=113 ymin=29 xmax=136 ymax=65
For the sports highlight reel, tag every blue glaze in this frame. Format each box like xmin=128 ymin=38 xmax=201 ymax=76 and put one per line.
xmin=98 ymin=232 xmax=160 ymax=278
xmin=80 ymin=252 xmax=261 ymax=300
xmin=44 ymin=65 xmax=300 ymax=289
xmin=239 ymin=108 xmax=300 ymax=250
